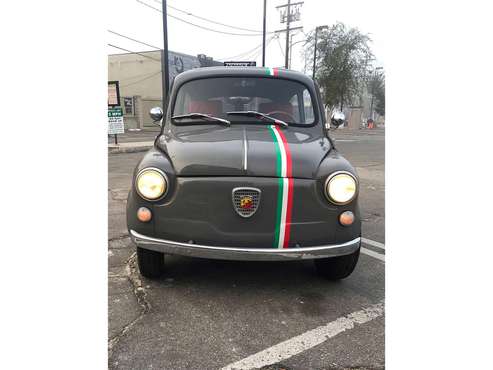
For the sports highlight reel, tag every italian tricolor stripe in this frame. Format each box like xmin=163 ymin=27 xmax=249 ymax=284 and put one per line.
xmin=268 ymin=125 xmax=294 ymax=249
xmin=266 ymin=67 xmax=279 ymax=77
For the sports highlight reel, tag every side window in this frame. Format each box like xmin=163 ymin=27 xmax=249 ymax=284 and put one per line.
xmin=289 ymin=95 xmax=301 ymax=122
xmin=303 ymin=89 xmax=315 ymax=124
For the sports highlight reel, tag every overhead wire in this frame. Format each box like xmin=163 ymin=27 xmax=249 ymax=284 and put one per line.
xmin=217 ymin=34 xmax=275 ymax=61
xmin=120 ymin=71 xmax=162 ymax=87
xmin=108 ymin=30 xmax=161 ymax=50
xmin=151 ymin=0 xmax=263 ymax=33
xmin=107 ymin=43 xmax=161 ymax=62
xmin=136 ymin=0 xmax=273 ymax=37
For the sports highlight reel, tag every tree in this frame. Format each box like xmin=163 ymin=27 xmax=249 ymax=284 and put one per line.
xmin=368 ymin=70 xmax=385 ymax=117
xmin=303 ymin=22 xmax=373 ymax=111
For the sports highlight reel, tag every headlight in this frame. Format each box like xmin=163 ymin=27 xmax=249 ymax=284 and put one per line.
xmin=136 ymin=168 xmax=168 ymax=201
xmin=325 ymin=172 xmax=357 ymax=205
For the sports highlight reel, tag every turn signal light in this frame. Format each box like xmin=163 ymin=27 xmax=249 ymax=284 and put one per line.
xmin=339 ymin=211 xmax=354 ymax=226
xmin=137 ymin=207 xmax=152 ymax=222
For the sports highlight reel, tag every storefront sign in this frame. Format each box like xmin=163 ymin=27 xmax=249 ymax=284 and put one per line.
xmin=108 ymin=107 xmax=125 ymax=135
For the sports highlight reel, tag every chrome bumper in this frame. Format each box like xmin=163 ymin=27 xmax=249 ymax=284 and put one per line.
xmin=130 ymin=230 xmax=361 ymax=261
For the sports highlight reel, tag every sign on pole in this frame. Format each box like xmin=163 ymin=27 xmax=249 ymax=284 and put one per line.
xmin=108 ymin=107 xmax=125 ymax=135
xmin=224 ymin=61 xmax=256 ymax=67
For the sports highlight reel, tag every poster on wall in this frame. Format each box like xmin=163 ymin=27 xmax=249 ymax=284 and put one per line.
xmin=123 ymin=97 xmax=133 ymax=114
xmin=108 ymin=81 xmax=120 ymax=107
xmin=108 ymin=107 xmax=125 ymax=135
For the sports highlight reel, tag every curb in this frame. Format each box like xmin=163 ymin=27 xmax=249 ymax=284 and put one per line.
xmin=108 ymin=143 xmax=154 ymax=154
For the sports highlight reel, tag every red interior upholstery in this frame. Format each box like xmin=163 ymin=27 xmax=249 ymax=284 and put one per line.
xmin=259 ymin=102 xmax=294 ymax=115
xmin=189 ymin=100 xmax=222 ymax=116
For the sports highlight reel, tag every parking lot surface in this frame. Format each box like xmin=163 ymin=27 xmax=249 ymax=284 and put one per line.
xmin=108 ymin=128 xmax=385 ymax=370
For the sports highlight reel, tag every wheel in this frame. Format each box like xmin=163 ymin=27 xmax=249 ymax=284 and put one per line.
xmin=137 ymin=247 xmax=164 ymax=278
xmin=314 ymin=247 xmax=360 ymax=280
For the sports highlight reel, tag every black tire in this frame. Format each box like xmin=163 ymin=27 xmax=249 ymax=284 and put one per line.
xmin=137 ymin=247 xmax=164 ymax=278
xmin=314 ymin=247 xmax=360 ymax=280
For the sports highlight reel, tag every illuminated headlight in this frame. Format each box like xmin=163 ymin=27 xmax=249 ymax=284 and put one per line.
xmin=136 ymin=168 xmax=167 ymax=201
xmin=325 ymin=172 xmax=357 ymax=205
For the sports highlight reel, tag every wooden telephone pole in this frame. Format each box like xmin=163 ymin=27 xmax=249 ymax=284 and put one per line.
xmin=276 ymin=1 xmax=303 ymax=68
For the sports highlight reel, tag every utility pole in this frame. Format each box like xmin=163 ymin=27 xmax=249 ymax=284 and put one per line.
xmin=262 ymin=0 xmax=267 ymax=66
xmin=312 ymin=25 xmax=328 ymax=80
xmin=161 ymin=0 xmax=170 ymax=110
xmin=288 ymin=33 xmax=294 ymax=68
xmin=276 ymin=1 xmax=303 ymax=68
xmin=284 ymin=0 xmax=291 ymax=68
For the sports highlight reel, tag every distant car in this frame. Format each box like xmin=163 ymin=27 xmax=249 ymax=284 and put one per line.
xmin=127 ymin=67 xmax=361 ymax=280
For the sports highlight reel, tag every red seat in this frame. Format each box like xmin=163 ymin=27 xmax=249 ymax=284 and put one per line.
xmin=259 ymin=102 xmax=294 ymax=116
xmin=189 ymin=100 xmax=222 ymax=116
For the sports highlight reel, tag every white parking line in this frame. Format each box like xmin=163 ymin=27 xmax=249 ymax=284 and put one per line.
xmin=361 ymin=237 xmax=385 ymax=250
xmin=221 ymin=300 xmax=385 ymax=370
xmin=361 ymin=247 xmax=385 ymax=262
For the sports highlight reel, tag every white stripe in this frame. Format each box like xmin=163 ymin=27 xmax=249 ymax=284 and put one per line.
xmin=361 ymin=247 xmax=385 ymax=262
xmin=268 ymin=67 xmax=274 ymax=76
xmin=271 ymin=126 xmax=287 ymax=177
xmin=221 ymin=300 xmax=384 ymax=370
xmin=361 ymin=237 xmax=385 ymax=250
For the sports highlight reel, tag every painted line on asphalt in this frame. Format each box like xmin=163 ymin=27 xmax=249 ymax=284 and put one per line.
xmin=221 ymin=300 xmax=385 ymax=370
xmin=361 ymin=247 xmax=385 ymax=262
xmin=361 ymin=237 xmax=385 ymax=250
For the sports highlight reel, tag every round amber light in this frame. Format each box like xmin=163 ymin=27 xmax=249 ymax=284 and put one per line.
xmin=137 ymin=207 xmax=152 ymax=222
xmin=326 ymin=173 xmax=357 ymax=205
xmin=136 ymin=168 xmax=167 ymax=200
xmin=339 ymin=211 xmax=355 ymax=226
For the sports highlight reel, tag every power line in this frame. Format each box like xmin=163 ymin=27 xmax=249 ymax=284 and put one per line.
xmin=151 ymin=0 xmax=263 ymax=33
xmin=120 ymin=71 xmax=162 ymax=87
xmin=108 ymin=30 xmax=161 ymax=50
xmin=136 ymin=0 xmax=270 ymax=37
xmin=275 ymin=35 xmax=285 ymax=57
xmin=218 ymin=34 xmax=275 ymax=61
xmin=107 ymin=43 xmax=161 ymax=62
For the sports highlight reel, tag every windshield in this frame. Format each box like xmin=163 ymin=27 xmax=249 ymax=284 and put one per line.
xmin=172 ymin=77 xmax=316 ymax=126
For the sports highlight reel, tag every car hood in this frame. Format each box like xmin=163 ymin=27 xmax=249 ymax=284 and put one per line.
xmin=159 ymin=124 xmax=332 ymax=179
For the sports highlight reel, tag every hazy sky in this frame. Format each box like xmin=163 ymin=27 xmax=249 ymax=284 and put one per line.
xmin=107 ymin=0 xmax=384 ymax=71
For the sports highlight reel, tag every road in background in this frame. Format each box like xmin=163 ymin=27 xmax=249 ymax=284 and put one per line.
xmin=108 ymin=129 xmax=385 ymax=370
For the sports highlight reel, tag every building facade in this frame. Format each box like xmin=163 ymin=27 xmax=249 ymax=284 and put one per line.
xmin=108 ymin=50 xmax=221 ymax=129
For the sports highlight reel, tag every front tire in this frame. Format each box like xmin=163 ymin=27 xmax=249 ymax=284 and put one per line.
xmin=314 ymin=247 xmax=360 ymax=280
xmin=137 ymin=247 xmax=164 ymax=278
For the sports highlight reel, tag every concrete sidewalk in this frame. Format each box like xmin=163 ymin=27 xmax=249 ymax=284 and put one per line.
xmin=108 ymin=141 xmax=154 ymax=154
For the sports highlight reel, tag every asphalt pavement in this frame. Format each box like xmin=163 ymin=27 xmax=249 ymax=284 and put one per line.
xmin=108 ymin=128 xmax=385 ymax=370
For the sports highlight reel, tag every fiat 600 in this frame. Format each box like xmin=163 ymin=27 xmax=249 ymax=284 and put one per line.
xmin=127 ymin=67 xmax=361 ymax=280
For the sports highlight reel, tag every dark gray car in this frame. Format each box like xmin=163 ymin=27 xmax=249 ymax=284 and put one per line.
xmin=126 ymin=66 xmax=361 ymax=280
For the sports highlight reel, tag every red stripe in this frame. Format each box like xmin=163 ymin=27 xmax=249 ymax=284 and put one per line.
xmin=283 ymin=178 xmax=294 ymax=248
xmin=273 ymin=68 xmax=278 ymax=77
xmin=274 ymin=126 xmax=293 ymax=248
xmin=275 ymin=127 xmax=292 ymax=177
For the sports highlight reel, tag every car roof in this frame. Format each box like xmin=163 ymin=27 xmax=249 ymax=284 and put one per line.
xmin=172 ymin=66 xmax=315 ymax=88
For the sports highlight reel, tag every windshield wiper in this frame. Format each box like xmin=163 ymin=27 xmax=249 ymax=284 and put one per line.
xmin=172 ymin=113 xmax=231 ymax=126
xmin=226 ymin=111 xmax=288 ymax=128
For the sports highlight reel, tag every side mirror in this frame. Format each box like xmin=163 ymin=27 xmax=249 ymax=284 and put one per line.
xmin=149 ymin=107 xmax=163 ymax=125
xmin=331 ymin=112 xmax=345 ymax=128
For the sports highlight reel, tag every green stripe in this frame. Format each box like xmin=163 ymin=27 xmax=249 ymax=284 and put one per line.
xmin=269 ymin=126 xmax=283 ymax=248
xmin=274 ymin=177 xmax=283 ymax=247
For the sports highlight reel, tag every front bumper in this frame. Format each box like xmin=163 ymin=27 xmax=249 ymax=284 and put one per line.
xmin=130 ymin=229 xmax=361 ymax=261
